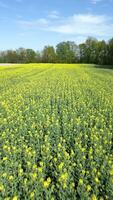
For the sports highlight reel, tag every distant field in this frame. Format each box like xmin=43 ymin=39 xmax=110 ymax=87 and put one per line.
xmin=0 ymin=64 xmax=113 ymax=200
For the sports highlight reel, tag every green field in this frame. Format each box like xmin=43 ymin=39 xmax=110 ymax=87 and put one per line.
xmin=0 ymin=64 xmax=113 ymax=200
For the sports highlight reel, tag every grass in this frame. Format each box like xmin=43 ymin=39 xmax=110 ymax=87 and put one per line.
xmin=0 ymin=64 xmax=113 ymax=200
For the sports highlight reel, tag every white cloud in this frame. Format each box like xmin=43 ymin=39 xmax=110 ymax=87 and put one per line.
xmin=91 ymin=0 xmax=103 ymax=4
xmin=18 ymin=18 xmax=49 ymax=28
xmin=47 ymin=14 xmax=113 ymax=36
xmin=17 ymin=13 xmax=113 ymax=40
xmin=48 ymin=11 xmax=60 ymax=19
xmin=91 ymin=0 xmax=113 ymax=4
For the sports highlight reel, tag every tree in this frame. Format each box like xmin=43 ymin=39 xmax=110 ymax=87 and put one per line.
xmin=0 ymin=51 xmax=7 ymax=63
xmin=79 ymin=37 xmax=102 ymax=64
xmin=79 ymin=43 xmax=87 ymax=63
xmin=6 ymin=50 xmax=18 ymax=63
xmin=0 ymin=37 xmax=113 ymax=66
xmin=85 ymin=37 xmax=98 ymax=63
xmin=16 ymin=48 xmax=36 ymax=63
xmin=16 ymin=48 xmax=27 ymax=63
xmin=35 ymin=51 xmax=41 ymax=63
xmin=25 ymin=49 xmax=36 ymax=63
xmin=56 ymin=41 xmax=79 ymax=63
xmin=97 ymin=40 xmax=108 ymax=65
xmin=108 ymin=38 xmax=113 ymax=65
xmin=41 ymin=46 xmax=56 ymax=63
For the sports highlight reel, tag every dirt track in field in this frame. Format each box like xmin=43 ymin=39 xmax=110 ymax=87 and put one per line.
xmin=0 ymin=63 xmax=18 ymax=66
xmin=0 ymin=63 xmax=18 ymax=67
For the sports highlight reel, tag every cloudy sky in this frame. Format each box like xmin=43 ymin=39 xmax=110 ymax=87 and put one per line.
xmin=0 ymin=0 xmax=113 ymax=50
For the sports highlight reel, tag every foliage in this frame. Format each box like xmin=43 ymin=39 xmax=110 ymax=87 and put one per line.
xmin=56 ymin=41 xmax=79 ymax=63
xmin=0 ymin=64 xmax=113 ymax=200
xmin=0 ymin=37 xmax=113 ymax=66
xmin=41 ymin=46 xmax=56 ymax=63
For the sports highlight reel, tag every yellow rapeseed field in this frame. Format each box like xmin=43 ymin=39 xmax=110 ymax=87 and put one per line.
xmin=0 ymin=64 xmax=113 ymax=200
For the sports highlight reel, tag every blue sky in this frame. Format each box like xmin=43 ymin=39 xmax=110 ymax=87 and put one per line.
xmin=0 ymin=0 xmax=113 ymax=50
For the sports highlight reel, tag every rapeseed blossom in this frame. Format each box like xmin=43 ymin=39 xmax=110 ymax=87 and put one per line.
xmin=0 ymin=64 xmax=113 ymax=199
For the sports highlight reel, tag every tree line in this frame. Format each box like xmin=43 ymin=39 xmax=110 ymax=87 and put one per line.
xmin=0 ymin=37 xmax=113 ymax=66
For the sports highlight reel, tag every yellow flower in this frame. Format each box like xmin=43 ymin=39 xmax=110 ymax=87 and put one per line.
xmin=86 ymin=185 xmax=91 ymax=192
xmin=71 ymin=150 xmax=74 ymax=156
xmin=18 ymin=168 xmax=23 ymax=176
xmin=93 ymin=168 xmax=97 ymax=173
xmin=54 ymin=158 xmax=57 ymax=162
xmin=63 ymin=182 xmax=67 ymax=189
xmin=3 ymin=145 xmax=8 ymax=150
xmin=24 ymin=178 xmax=27 ymax=185
xmin=83 ymin=155 xmax=86 ymax=160
xmin=43 ymin=181 xmax=49 ymax=188
xmin=64 ymin=151 xmax=70 ymax=159
xmin=0 ymin=184 xmax=5 ymax=192
xmin=108 ymin=160 xmax=112 ymax=165
xmin=58 ymin=162 xmax=64 ymax=170
xmin=3 ymin=157 xmax=8 ymax=161
xmin=95 ymin=177 xmax=100 ymax=184
xmin=79 ymin=179 xmax=83 ymax=185
xmin=9 ymin=175 xmax=14 ymax=181
xmin=81 ymin=148 xmax=85 ymax=152
xmin=59 ymin=172 xmax=68 ymax=183
xmin=38 ymin=167 xmax=42 ymax=173
xmin=39 ymin=162 xmax=44 ymax=167
xmin=2 ymin=172 xmax=7 ymax=177
xmin=43 ymin=177 xmax=51 ymax=188
xmin=82 ymin=170 xmax=85 ymax=175
xmin=32 ymin=173 xmax=37 ymax=180
xmin=27 ymin=161 xmax=31 ymax=167
xmin=58 ymin=153 xmax=61 ymax=158
xmin=91 ymin=194 xmax=97 ymax=200
xmin=110 ymin=169 xmax=113 ymax=176
xmin=70 ymin=182 xmax=75 ymax=188
xmin=33 ymin=164 xmax=37 ymax=170
xmin=12 ymin=196 xmax=18 ymax=200
xmin=12 ymin=146 xmax=16 ymax=151
xmin=58 ymin=143 xmax=61 ymax=148
xmin=51 ymin=197 xmax=55 ymax=200
xmin=30 ymin=191 xmax=35 ymax=198
xmin=47 ymin=177 xmax=51 ymax=183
